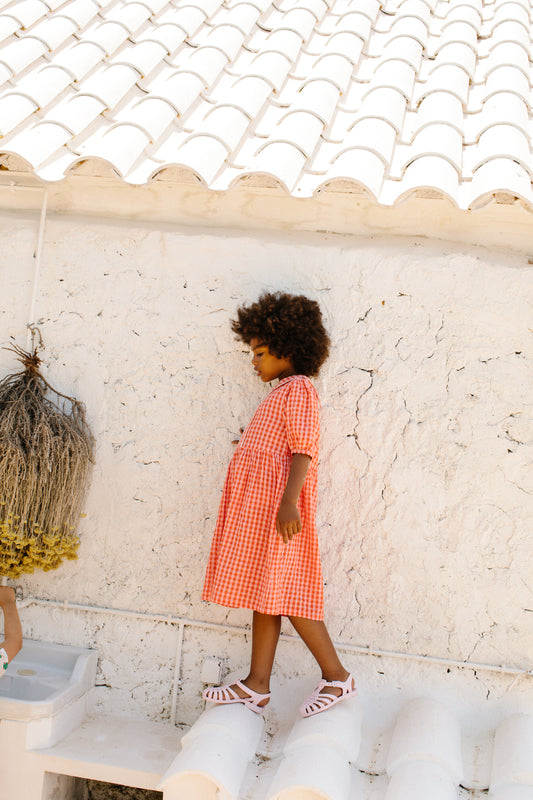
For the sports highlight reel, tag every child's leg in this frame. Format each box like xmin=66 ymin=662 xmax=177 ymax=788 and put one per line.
xmin=0 ymin=587 xmax=22 ymax=662
xmin=204 ymin=611 xmax=281 ymax=708
xmin=288 ymin=616 xmax=353 ymax=698
xmin=243 ymin=611 xmax=281 ymax=694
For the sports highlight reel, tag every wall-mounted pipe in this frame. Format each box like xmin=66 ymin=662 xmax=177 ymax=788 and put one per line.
xmin=14 ymin=595 xmax=532 ymax=726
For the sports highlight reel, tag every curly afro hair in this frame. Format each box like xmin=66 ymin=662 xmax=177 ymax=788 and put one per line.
xmin=231 ymin=292 xmax=330 ymax=377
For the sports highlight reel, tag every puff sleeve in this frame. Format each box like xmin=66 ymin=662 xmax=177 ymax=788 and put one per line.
xmin=285 ymin=377 xmax=320 ymax=458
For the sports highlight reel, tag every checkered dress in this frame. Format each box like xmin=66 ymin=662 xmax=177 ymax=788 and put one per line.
xmin=203 ymin=375 xmax=324 ymax=620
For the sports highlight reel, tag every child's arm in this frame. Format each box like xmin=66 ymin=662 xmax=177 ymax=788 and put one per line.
xmin=0 ymin=587 xmax=23 ymax=663
xmin=276 ymin=453 xmax=311 ymax=544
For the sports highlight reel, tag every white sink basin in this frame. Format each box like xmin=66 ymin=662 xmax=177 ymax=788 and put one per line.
xmin=0 ymin=639 xmax=97 ymax=721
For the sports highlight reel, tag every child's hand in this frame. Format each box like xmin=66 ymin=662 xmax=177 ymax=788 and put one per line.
xmin=0 ymin=587 xmax=16 ymax=608
xmin=276 ymin=500 xmax=302 ymax=544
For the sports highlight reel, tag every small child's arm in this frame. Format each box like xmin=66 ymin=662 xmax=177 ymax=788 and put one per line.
xmin=0 ymin=586 xmax=22 ymax=665
xmin=276 ymin=453 xmax=311 ymax=544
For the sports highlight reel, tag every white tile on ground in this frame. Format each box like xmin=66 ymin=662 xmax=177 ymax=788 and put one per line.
xmin=110 ymin=41 xmax=167 ymax=77
xmin=0 ymin=93 xmax=37 ymax=134
xmin=267 ymin=697 xmax=361 ymax=800
xmin=490 ymin=714 xmax=533 ymax=790
xmin=45 ymin=94 xmax=105 ymax=134
xmin=387 ymin=762 xmax=458 ymax=800
xmin=2 ymin=120 xmax=71 ymax=166
xmin=386 ymin=698 xmax=463 ymax=783
xmin=51 ymin=41 xmax=104 ymax=80
xmin=78 ymin=64 xmax=138 ymax=108
xmin=158 ymin=704 xmax=264 ymax=800
xmin=0 ymin=36 xmax=47 ymax=73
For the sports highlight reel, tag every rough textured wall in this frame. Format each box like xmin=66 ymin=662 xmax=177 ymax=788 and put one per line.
xmin=0 ymin=210 xmax=531 ymax=723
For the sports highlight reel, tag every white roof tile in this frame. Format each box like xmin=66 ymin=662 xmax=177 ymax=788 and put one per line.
xmin=4 ymin=0 xmax=48 ymax=28
xmin=45 ymin=94 xmax=105 ymax=133
xmin=0 ymin=16 xmax=22 ymax=43
xmin=0 ymin=35 xmax=47 ymax=73
xmin=0 ymin=92 xmax=36 ymax=133
xmin=1 ymin=0 xmax=533 ymax=210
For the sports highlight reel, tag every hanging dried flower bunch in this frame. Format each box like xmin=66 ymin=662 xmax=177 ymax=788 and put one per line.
xmin=0 ymin=340 xmax=94 ymax=578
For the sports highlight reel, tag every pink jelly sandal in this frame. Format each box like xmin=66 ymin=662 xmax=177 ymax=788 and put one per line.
xmin=299 ymin=674 xmax=357 ymax=717
xmin=203 ymin=680 xmax=271 ymax=714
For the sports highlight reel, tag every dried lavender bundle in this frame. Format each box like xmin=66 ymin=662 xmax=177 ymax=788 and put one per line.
xmin=0 ymin=345 xmax=94 ymax=577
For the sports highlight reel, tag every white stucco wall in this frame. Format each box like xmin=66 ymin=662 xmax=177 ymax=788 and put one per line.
xmin=1 ymin=206 xmax=531 ymax=725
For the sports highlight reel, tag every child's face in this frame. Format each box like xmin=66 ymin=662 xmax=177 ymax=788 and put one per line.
xmin=250 ymin=338 xmax=295 ymax=383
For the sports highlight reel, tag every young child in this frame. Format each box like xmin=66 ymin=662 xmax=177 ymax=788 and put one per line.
xmin=0 ymin=586 xmax=22 ymax=673
xmin=202 ymin=292 xmax=356 ymax=717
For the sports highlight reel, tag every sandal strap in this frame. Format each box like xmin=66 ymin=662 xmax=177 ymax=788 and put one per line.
xmin=235 ymin=680 xmax=271 ymax=702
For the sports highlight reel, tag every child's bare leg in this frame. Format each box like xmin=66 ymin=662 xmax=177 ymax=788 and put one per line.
xmin=243 ymin=611 xmax=281 ymax=694
xmin=0 ymin=587 xmax=22 ymax=662
xmin=206 ymin=612 xmax=280 ymax=708
xmin=288 ymin=616 xmax=352 ymax=698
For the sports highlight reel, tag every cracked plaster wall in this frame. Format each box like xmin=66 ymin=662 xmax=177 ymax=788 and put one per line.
xmin=0 ymin=210 xmax=532 ymax=723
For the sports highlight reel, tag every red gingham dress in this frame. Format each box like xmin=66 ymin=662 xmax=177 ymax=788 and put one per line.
xmin=202 ymin=375 xmax=324 ymax=620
